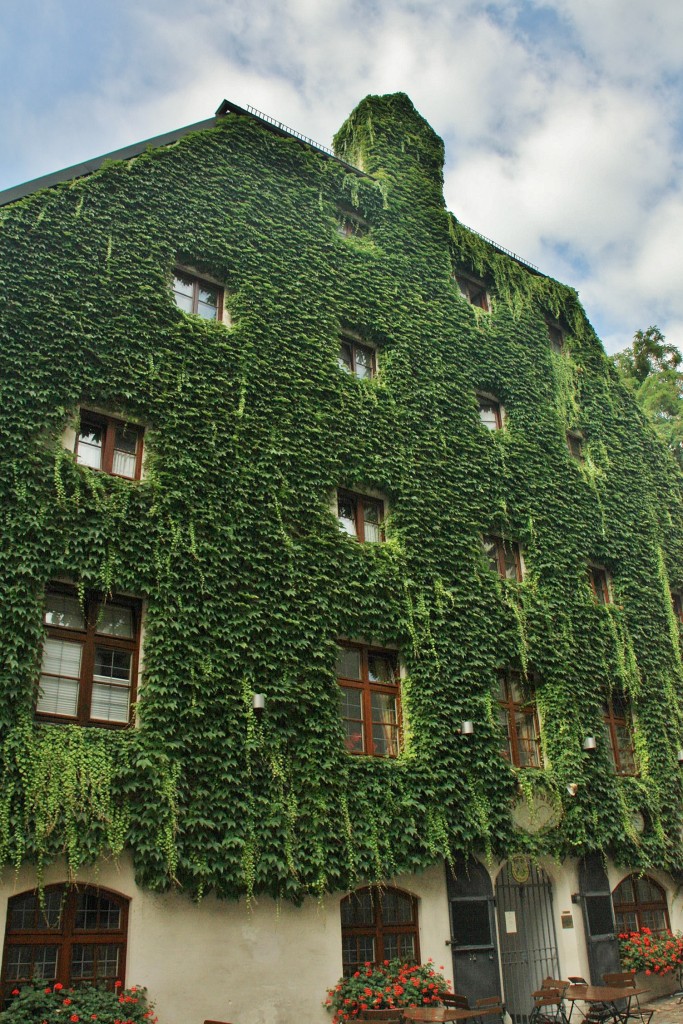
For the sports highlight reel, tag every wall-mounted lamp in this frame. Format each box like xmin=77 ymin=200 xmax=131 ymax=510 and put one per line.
xmin=677 ymin=749 xmax=683 ymax=765
xmin=252 ymin=693 xmax=266 ymax=720
xmin=582 ymin=735 xmax=597 ymax=752
xmin=570 ymin=893 xmax=582 ymax=905
xmin=566 ymin=782 xmax=579 ymax=797
xmin=459 ymin=720 xmax=474 ymax=736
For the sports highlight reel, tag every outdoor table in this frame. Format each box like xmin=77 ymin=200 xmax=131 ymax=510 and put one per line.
xmin=564 ymin=984 xmax=648 ymax=1023
xmin=402 ymin=1008 xmax=488 ymax=1023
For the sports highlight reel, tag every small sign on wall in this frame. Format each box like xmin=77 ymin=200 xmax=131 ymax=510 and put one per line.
xmin=561 ymin=912 xmax=574 ymax=929
xmin=505 ymin=910 xmax=517 ymax=934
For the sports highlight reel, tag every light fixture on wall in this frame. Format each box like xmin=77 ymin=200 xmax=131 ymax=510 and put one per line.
xmin=459 ymin=720 xmax=474 ymax=736
xmin=677 ymin=749 xmax=683 ymax=765
xmin=566 ymin=782 xmax=579 ymax=797
xmin=252 ymin=693 xmax=265 ymax=720
xmin=583 ymin=735 xmax=597 ymax=752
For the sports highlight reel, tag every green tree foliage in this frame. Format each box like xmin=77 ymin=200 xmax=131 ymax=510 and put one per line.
xmin=611 ymin=327 xmax=683 ymax=465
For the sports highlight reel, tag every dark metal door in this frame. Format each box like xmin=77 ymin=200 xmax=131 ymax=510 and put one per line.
xmin=496 ymin=860 xmax=561 ymax=1024
xmin=578 ymin=855 xmax=621 ymax=983
xmin=446 ymin=859 xmax=502 ymax=1005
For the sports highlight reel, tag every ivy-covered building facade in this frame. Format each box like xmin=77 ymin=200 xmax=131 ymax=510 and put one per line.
xmin=1 ymin=92 xmax=683 ymax=1024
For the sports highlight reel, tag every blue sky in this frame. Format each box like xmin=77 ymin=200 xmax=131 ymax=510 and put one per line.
xmin=3 ymin=0 xmax=683 ymax=354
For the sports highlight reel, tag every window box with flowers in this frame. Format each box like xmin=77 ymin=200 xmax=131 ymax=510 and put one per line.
xmin=325 ymin=959 xmax=451 ymax=1024
xmin=619 ymin=927 xmax=683 ymax=998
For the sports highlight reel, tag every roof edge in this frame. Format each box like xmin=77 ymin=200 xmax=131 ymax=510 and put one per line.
xmin=0 ymin=99 xmax=371 ymax=208
xmin=0 ymin=117 xmax=217 ymax=207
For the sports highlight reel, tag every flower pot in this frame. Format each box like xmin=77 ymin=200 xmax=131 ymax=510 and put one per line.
xmin=634 ymin=969 xmax=680 ymax=999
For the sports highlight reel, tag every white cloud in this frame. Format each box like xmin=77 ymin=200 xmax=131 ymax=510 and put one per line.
xmin=2 ymin=0 xmax=683 ymax=352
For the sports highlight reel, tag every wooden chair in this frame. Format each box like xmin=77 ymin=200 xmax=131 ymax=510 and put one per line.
xmin=542 ymin=979 xmax=569 ymax=994
xmin=442 ymin=994 xmax=471 ymax=1010
xmin=530 ymin=987 xmax=570 ymax=1024
xmin=474 ymin=995 xmax=505 ymax=1024
xmin=358 ymin=1011 xmax=405 ymax=1024
xmin=602 ymin=973 xmax=653 ymax=1024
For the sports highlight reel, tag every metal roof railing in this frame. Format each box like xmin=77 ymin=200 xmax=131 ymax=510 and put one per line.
xmin=458 ymin=222 xmax=542 ymax=275
xmin=245 ymin=105 xmax=335 ymax=157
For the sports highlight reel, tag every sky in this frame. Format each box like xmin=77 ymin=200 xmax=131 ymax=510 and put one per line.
xmin=2 ymin=0 xmax=683 ymax=355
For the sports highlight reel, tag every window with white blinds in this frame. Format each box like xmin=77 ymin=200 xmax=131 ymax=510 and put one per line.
xmin=75 ymin=414 xmax=143 ymax=480
xmin=37 ymin=587 xmax=140 ymax=727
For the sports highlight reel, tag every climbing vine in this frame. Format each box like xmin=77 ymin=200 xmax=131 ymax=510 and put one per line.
xmin=0 ymin=91 xmax=683 ymax=903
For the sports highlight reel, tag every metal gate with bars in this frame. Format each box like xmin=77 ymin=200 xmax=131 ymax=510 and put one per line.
xmin=495 ymin=861 xmax=561 ymax=1024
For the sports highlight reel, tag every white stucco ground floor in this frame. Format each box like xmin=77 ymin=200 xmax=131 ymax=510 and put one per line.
xmin=0 ymin=854 xmax=680 ymax=1024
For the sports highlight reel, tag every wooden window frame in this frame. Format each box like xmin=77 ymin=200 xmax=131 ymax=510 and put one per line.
xmin=337 ymin=642 xmax=401 ymax=758
xmin=476 ymin=394 xmax=503 ymax=431
xmin=338 ymin=332 xmax=377 ymax=379
xmin=498 ymin=670 xmax=542 ymax=768
xmin=173 ymin=268 xmax=224 ymax=320
xmin=483 ymin=535 xmax=523 ymax=582
xmin=603 ymin=694 xmax=636 ymax=776
xmin=340 ymin=885 xmax=419 ymax=977
xmin=36 ymin=584 xmax=140 ymax=728
xmin=337 ymin=490 xmax=385 ymax=544
xmin=75 ymin=412 xmax=144 ymax=481
xmin=612 ymin=874 xmax=670 ymax=935
xmin=455 ymin=274 xmax=489 ymax=311
xmin=589 ymin=565 xmax=612 ymax=605
xmin=2 ymin=884 xmax=128 ymax=1003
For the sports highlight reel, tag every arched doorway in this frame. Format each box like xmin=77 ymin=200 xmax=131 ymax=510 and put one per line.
xmin=446 ymin=858 xmax=501 ymax=1005
xmin=495 ymin=860 xmax=560 ymax=1024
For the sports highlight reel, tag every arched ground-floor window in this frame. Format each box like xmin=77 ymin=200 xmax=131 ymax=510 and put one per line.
xmin=340 ymin=886 xmax=419 ymax=976
xmin=1 ymin=884 xmax=128 ymax=1003
xmin=612 ymin=874 xmax=670 ymax=934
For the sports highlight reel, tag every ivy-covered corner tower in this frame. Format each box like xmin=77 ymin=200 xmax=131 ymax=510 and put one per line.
xmin=1 ymin=90 xmax=683 ymax=1019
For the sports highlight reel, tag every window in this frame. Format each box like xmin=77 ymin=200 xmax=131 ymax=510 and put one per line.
xmin=340 ymin=886 xmax=419 ymax=976
xmin=337 ymin=206 xmax=368 ymax=238
xmin=338 ymin=333 xmax=376 ymax=379
xmin=173 ymin=269 xmax=223 ymax=320
xmin=456 ymin=274 xmax=489 ymax=311
xmin=337 ymin=491 xmax=385 ymax=543
xmin=603 ymin=694 xmax=636 ymax=775
xmin=589 ymin=565 xmax=611 ymax=605
xmin=567 ymin=431 xmax=584 ymax=462
xmin=498 ymin=670 xmax=542 ymax=767
xmin=672 ymin=592 xmax=683 ymax=624
xmin=612 ymin=875 xmax=670 ymax=935
xmin=477 ymin=394 xmax=503 ymax=431
xmin=75 ymin=413 xmax=143 ymax=480
xmin=547 ymin=322 xmax=564 ymax=354
xmin=483 ymin=535 xmax=522 ymax=582
xmin=36 ymin=586 xmax=140 ymax=726
xmin=337 ymin=643 xmax=400 ymax=757
xmin=1 ymin=885 xmax=128 ymax=1003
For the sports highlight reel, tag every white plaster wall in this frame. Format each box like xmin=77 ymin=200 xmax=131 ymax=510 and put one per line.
xmin=0 ymin=858 xmax=450 ymax=1024
xmin=3 ymin=853 xmax=681 ymax=1024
